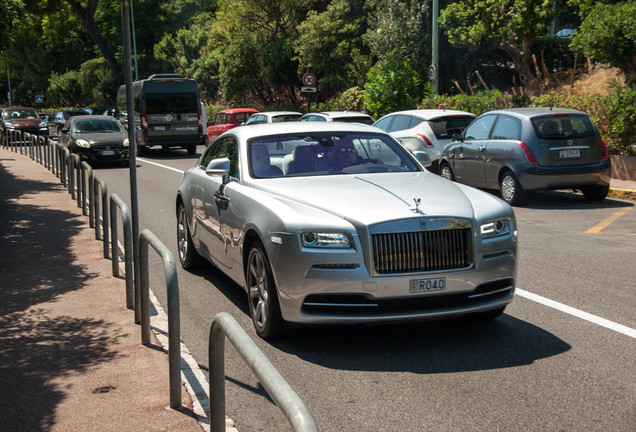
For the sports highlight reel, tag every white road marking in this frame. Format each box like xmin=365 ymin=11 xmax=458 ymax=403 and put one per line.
xmin=137 ymin=157 xmax=185 ymax=174
xmin=516 ymin=288 xmax=636 ymax=339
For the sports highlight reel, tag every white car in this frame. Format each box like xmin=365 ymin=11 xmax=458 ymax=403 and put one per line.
xmin=244 ymin=111 xmax=302 ymax=125
xmin=374 ymin=109 xmax=476 ymax=172
xmin=176 ymin=122 xmax=517 ymax=338
xmin=299 ymin=111 xmax=374 ymax=125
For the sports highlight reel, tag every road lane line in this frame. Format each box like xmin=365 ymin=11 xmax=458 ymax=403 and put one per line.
xmin=137 ymin=157 xmax=185 ymax=174
xmin=516 ymin=288 xmax=636 ymax=339
xmin=585 ymin=207 xmax=633 ymax=233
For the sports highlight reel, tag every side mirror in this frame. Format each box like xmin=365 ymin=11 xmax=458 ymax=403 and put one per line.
xmin=60 ymin=129 xmax=69 ymax=135
xmin=205 ymin=158 xmax=231 ymax=184
xmin=412 ymin=151 xmax=432 ymax=168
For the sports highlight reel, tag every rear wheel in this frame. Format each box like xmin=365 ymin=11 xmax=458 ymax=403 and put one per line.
xmin=246 ymin=242 xmax=286 ymax=338
xmin=581 ymin=184 xmax=609 ymax=201
xmin=187 ymin=142 xmax=197 ymax=155
xmin=440 ymin=162 xmax=455 ymax=181
xmin=177 ymin=203 xmax=201 ymax=270
xmin=499 ymin=171 xmax=526 ymax=205
xmin=136 ymin=143 xmax=146 ymax=156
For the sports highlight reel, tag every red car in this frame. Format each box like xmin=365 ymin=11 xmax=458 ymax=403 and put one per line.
xmin=205 ymin=108 xmax=257 ymax=144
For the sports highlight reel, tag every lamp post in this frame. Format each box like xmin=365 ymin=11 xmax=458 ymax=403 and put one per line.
xmin=431 ymin=0 xmax=439 ymax=96
xmin=131 ymin=0 xmax=139 ymax=81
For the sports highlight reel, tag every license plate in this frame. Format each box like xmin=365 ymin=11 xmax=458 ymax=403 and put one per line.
xmin=559 ymin=149 xmax=580 ymax=158
xmin=101 ymin=150 xmax=115 ymax=156
xmin=153 ymin=125 xmax=166 ymax=131
xmin=409 ymin=277 xmax=446 ymax=293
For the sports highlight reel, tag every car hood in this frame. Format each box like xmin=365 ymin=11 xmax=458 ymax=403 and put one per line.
xmin=72 ymin=132 xmax=127 ymax=143
xmin=252 ymin=172 xmax=480 ymax=226
xmin=5 ymin=119 xmax=43 ymax=127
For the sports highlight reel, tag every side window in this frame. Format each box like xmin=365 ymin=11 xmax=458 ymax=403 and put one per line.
xmin=390 ymin=115 xmax=412 ymax=132
xmin=464 ymin=115 xmax=497 ymax=140
xmin=373 ymin=116 xmax=393 ymax=132
xmin=491 ymin=115 xmax=521 ymax=140
xmin=200 ymin=135 xmax=239 ymax=178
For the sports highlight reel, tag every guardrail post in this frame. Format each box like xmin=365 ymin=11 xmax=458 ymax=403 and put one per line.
xmin=109 ymin=193 xmax=134 ymax=309
xmin=139 ymin=229 xmax=181 ymax=409
xmin=80 ymin=161 xmax=91 ymax=216
xmin=209 ymin=313 xmax=319 ymax=432
xmin=93 ymin=176 xmax=108 ymax=247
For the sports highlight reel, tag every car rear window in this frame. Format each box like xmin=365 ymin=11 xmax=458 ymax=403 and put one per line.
xmin=145 ymin=93 xmax=198 ymax=114
xmin=333 ymin=116 xmax=374 ymax=125
xmin=427 ymin=116 xmax=475 ymax=139
xmin=532 ymin=114 xmax=596 ymax=139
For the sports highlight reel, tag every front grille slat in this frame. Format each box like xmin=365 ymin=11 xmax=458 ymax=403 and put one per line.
xmin=373 ymin=227 xmax=471 ymax=274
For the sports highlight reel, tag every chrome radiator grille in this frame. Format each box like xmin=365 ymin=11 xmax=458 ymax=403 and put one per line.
xmin=372 ymin=227 xmax=472 ymax=274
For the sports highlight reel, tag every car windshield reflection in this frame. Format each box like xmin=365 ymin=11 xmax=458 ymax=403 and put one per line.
xmin=249 ymin=133 xmax=419 ymax=178
xmin=74 ymin=119 xmax=123 ymax=134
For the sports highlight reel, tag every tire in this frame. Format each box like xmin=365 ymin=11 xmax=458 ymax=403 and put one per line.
xmin=136 ymin=143 xmax=146 ymax=156
xmin=187 ymin=141 xmax=197 ymax=155
xmin=440 ymin=162 xmax=455 ymax=181
xmin=246 ymin=242 xmax=286 ymax=339
xmin=582 ymin=184 xmax=609 ymax=201
xmin=177 ymin=203 xmax=202 ymax=270
xmin=499 ymin=171 xmax=526 ymax=205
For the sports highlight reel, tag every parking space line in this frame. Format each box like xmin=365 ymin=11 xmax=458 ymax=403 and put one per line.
xmin=137 ymin=157 xmax=185 ymax=174
xmin=516 ymin=288 xmax=636 ymax=339
xmin=585 ymin=207 xmax=633 ymax=234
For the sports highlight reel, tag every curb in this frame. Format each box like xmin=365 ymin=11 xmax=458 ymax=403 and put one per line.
xmin=608 ymin=187 xmax=636 ymax=201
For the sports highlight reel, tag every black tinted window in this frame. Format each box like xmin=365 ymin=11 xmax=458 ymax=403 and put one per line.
xmin=145 ymin=93 xmax=198 ymax=114
xmin=532 ymin=114 xmax=595 ymax=139
xmin=427 ymin=116 xmax=474 ymax=139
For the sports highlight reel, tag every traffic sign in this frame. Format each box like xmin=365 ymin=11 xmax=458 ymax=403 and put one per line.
xmin=301 ymin=87 xmax=317 ymax=93
xmin=302 ymin=73 xmax=316 ymax=87
xmin=427 ymin=65 xmax=437 ymax=83
xmin=35 ymin=95 xmax=44 ymax=104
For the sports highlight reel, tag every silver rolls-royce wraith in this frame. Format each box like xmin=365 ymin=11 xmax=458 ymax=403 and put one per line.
xmin=176 ymin=122 xmax=517 ymax=338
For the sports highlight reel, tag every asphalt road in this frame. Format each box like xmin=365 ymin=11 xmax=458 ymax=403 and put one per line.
xmin=93 ymin=147 xmax=635 ymax=432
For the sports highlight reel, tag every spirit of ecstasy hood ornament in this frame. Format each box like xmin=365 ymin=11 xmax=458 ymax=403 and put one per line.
xmin=413 ymin=198 xmax=421 ymax=213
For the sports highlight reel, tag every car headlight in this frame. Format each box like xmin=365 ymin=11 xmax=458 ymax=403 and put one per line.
xmin=301 ymin=231 xmax=351 ymax=248
xmin=480 ymin=219 xmax=511 ymax=238
xmin=123 ymin=138 xmax=129 ymax=147
xmin=39 ymin=122 xmax=47 ymax=129
xmin=5 ymin=123 xmax=15 ymax=129
xmin=75 ymin=139 xmax=91 ymax=148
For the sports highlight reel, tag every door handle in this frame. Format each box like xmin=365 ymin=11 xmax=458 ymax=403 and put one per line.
xmin=214 ymin=190 xmax=229 ymax=210
xmin=478 ymin=145 xmax=486 ymax=152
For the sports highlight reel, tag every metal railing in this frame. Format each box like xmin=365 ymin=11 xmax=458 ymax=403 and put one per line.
xmin=139 ymin=229 xmax=181 ymax=409
xmin=209 ymin=312 xmax=319 ymax=432
xmin=110 ymin=193 xmax=134 ymax=310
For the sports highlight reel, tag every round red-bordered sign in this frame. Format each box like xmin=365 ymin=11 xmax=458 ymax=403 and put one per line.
xmin=428 ymin=65 xmax=437 ymax=83
xmin=302 ymin=73 xmax=317 ymax=87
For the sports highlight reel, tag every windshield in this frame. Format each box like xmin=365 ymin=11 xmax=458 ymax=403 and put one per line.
xmin=73 ymin=118 xmax=123 ymax=133
xmin=3 ymin=109 xmax=39 ymax=120
xmin=249 ymin=132 xmax=420 ymax=178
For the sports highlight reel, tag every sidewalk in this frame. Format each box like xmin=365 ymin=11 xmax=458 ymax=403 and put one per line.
xmin=0 ymin=148 xmax=204 ymax=431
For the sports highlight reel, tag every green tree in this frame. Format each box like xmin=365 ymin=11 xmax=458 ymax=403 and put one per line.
xmin=296 ymin=0 xmax=372 ymax=101
xmin=364 ymin=53 xmax=429 ymax=118
xmin=570 ymin=1 xmax=636 ymax=89
xmin=440 ymin=0 xmax=553 ymax=95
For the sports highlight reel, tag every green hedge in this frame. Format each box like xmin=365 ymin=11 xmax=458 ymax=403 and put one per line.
xmin=419 ymin=84 xmax=636 ymax=155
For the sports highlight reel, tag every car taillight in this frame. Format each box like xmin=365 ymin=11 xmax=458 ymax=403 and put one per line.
xmin=417 ymin=134 xmax=434 ymax=148
xmin=519 ymin=141 xmax=538 ymax=164
xmin=600 ymin=138 xmax=608 ymax=161
xmin=141 ymin=110 xmax=148 ymax=130
xmin=198 ymin=107 xmax=202 ymax=127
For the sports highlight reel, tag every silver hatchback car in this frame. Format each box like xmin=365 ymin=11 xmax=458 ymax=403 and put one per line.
xmin=440 ymin=108 xmax=611 ymax=205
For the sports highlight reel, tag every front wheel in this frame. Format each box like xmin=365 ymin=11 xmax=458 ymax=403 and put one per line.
xmin=186 ymin=141 xmax=197 ymax=155
xmin=499 ymin=171 xmax=526 ymax=205
xmin=246 ymin=242 xmax=286 ymax=338
xmin=440 ymin=162 xmax=455 ymax=181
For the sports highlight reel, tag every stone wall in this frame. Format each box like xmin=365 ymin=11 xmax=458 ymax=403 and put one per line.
xmin=610 ymin=155 xmax=636 ymax=181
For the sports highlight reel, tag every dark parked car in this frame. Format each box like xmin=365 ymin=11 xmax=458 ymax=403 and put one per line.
xmin=440 ymin=108 xmax=611 ymax=205
xmin=1 ymin=107 xmax=49 ymax=137
xmin=59 ymin=115 xmax=129 ymax=163
xmin=49 ymin=109 xmax=90 ymax=136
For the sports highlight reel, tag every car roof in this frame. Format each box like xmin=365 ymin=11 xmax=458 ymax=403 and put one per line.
xmin=69 ymin=114 xmax=120 ymax=122
xmin=479 ymin=107 xmax=587 ymax=119
xmin=219 ymin=108 xmax=258 ymax=114
xmin=258 ymin=111 xmax=302 ymax=116
xmin=378 ymin=109 xmax=476 ymax=121
xmin=227 ymin=120 xmax=388 ymax=141
xmin=310 ymin=111 xmax=371 ymax=118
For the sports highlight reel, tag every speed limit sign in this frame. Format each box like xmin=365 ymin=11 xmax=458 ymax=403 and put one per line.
xmin=302 ymin=73 xmax=317 ymax=87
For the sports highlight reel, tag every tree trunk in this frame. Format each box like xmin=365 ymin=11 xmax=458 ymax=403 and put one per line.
xmin=501 ymin=38 xmax=542 ymax=96
xmin=65 ymin=0 xmax=122 ymax=77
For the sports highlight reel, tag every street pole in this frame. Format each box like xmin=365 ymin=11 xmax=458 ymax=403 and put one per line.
xmin=431 ymin=0 xmax=439 ymax=96
xmin=131 ymin=0 xmax=139 ymax=81
xmin=120 ymin=0 xmax=141 ymax=310
xmin=5 ymin=52 xmax=11 ymax=106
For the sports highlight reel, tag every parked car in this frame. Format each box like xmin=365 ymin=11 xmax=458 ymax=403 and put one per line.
xmin=440 ymin=107 xmax=611 ymax=205
xmin=176 ymin=122 xmax=517 ymax=338
xmin=299 ymin=111 xmax=374 ymax=125
xmin=49 ymin=109 xmax=90 ymax=136
xmin=59 ymin=115 xmax=129 ymax=163
xmin=0 ymin=107 xmax=49 ymax=137
xmin=373 ymin=109 xmax=476 ymax=173
xmin=205 ymin=108 xmax=257 ymax=144
xmin=244 ymin=111 xmax=302 ymax=125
